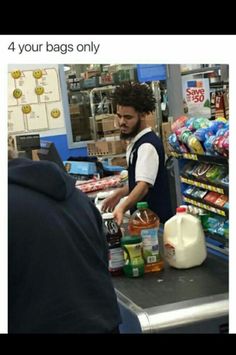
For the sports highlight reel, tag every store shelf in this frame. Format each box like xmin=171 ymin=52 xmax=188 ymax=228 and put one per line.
xmin=183 ymin=195 xmax=228 ymax=218
xmin=206 ymin=242 xmax=228 ymax=261
xmin=169 ymin=152 xmax=228 ymax=166
xmin=181 ymin=66 xmax=221 ymax=76
xmin=210 ymin=81 xmax=229 ymax=88
xmin=206 ymin=232 xmax=228 ymax=249
xmin=180 ymin=175 xmax=228 ymax=195
xmin=96 ymin=153 xmax=126 ymax=158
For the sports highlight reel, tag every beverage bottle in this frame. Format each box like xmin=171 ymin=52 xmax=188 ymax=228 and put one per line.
xmin=163 ymin=206 xmax=207 ymax=269
xmin=102 ymin=212 xmax=124 ymax=276
xmin=128 ymin=202 xmax=164 ymax=273
xmin=121 ymin=235 xmax=144 ymax=278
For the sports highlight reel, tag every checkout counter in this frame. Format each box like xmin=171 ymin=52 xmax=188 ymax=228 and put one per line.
xmin=112 ymin=228 xmax=228 ymax=334
xmin=87 ymin=183 xmax=229 ymax=334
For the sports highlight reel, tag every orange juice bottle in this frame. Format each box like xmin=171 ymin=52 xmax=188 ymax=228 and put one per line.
xmin=128 ymin=202 xmax=164 ymax=273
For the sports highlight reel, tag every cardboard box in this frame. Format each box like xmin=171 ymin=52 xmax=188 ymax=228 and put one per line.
xmin=161 ymin=122 xmax=172 ymax=155
xmin=145 ymin=112 xmax=156 ymax=129
xmin=104 ymin=131 xmax=120 ymax=139
xmin=83 ymin=77 xmax=99 ymax=89
xmin=87 ymin=140 xmax=126 ymax=156
xmin=69 ymin=104 xmax=80 ymax=115
xmin=95 ymin=113 xmax=114 ymax=121
xmin=99 ymin=73 xmax=114 ymax=85
xmin=84 ymin=69 xmax=101 ymax=79
xmin=102 ymin=118 xmax=117 ymax=132
xmin=110 ymin=157 xmax=127 ymax=168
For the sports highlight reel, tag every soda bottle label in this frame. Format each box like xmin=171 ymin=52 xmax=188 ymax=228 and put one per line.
xmin=122 ymin=242 xmax=144 ymax=278
xmin=105 ymin=219 xmax=120 ymax=235
xmin=109 ymin=247 xmax=124 ymax=271
xmin=102 ymin=214 xmax=124 ymax=275
xmin=123 ymin=243 xmax=143 ymax=265
xmin=141 ymin=228 xmax=161 ymax=264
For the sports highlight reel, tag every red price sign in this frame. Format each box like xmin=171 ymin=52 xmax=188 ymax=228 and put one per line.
xmin=186 ymin=88 xmax=205 ymax=103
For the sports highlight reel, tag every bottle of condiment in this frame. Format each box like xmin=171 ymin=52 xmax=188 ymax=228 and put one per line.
xmin=121 ymin=235 xmax=144 ymax=278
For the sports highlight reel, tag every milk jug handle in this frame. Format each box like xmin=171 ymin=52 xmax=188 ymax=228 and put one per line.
xmin=177 ymin=215 xmax=184 ymax=247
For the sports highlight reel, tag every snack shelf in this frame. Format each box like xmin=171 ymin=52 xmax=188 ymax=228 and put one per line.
xmin=169 ymin=152 xmax=228 ymax=166
xmin=180 ymin=175 xmax=228 ymax=195
xmin=206 ymin=232 xmax=228 ymax=249
xmin=183 ymin=195 xmax=228 ymax=218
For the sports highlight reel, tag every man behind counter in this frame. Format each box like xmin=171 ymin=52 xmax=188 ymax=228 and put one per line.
xmin=102 ymin=82 xmax=173 ymax=226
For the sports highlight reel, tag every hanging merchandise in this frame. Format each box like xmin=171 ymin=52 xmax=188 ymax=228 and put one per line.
xmin=215 ymin=92 xmax=225 ymax=118
xmin=161 ymin=90 xmax=169 ymax=120
xmin=223 ymin=90 xmax=229 ymax=120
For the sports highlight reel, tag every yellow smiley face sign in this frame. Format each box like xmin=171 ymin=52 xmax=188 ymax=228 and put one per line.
xmin=22 ymin=104 xmax=32 ymax=114
xmin=11 ymin=70 xmax=21 ymax=79
xmin=33 ymin=69 xmax=43 ymax=79
xmin=51 ymin=108 xmax=61 ymax=118
xmin=35 ymin=86 xmax=44 ymax=95
xmin=13 ymin=88 xmax=22 ymax=99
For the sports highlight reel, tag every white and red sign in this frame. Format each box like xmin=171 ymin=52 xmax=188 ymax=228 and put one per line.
xmin=182 ymin=78 xmax=211 ymax=118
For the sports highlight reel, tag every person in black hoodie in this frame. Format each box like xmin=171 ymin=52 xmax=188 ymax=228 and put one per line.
xmin=8 ymin=157 xmax=121 ymax=333
xmin=102 ymin=82 xmax=173 ymax=225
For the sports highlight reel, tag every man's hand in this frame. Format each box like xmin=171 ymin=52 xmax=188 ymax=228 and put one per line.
xmin=113 ymin=206 xmax=125 ymax=226
xmin=101 ymin=190 xmax=122 ymax=212
xmin=101 ymin=185 xmax=129 ymax=213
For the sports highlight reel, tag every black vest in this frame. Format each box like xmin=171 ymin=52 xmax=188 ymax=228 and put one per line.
xmin=128 ymin=131 xmax=173 ymax=223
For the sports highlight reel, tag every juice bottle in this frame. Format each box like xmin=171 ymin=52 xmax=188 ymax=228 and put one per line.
xmin=102 ymin=212 xmax=124 ymax=276
xmin=128 ymin=202 xmax=164 ymax=273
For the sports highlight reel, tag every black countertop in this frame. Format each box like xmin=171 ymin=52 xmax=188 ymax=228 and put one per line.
xmin=112 ymin=252 xmax=228 ymax=309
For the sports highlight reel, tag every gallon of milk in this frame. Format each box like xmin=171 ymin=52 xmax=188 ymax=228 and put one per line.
xmin=163 ymin=207 xmax=207 ymax=269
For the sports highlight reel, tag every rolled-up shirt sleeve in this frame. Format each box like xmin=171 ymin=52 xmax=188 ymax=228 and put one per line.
xmin=135 ymin=143 xmax=159 ymax=186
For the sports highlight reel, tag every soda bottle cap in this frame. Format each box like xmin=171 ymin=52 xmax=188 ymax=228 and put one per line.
xmin=102 ymin=212 xmax=114 ymax=219
xmin=137 ymin=201 xmax=148 ymax=209
xmin=97 ymin=191 xmax=111 ymax=199
xmin=121 ymin=235 xmax=142 ymax=245
xmin=176 ymin=207 xmax=187 ymax=213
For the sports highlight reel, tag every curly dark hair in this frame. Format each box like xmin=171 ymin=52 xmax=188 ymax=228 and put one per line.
xmin=112 ymin=82 xmax=156 ymax=114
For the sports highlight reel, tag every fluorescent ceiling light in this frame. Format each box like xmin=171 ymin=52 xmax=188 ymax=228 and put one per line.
xmin=64 ymin=66 xmax=71 ymax=72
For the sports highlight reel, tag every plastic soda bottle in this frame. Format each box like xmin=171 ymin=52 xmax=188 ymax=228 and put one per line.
xmin=128 ymin=202 xmax=164 ymax=273
xmin=121 ymin=235 xmax=144 ymax=278
xmin=102 ymin=212 xmax=124 ymax=276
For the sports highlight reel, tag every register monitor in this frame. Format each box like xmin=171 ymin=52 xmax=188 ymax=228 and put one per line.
xmin=37 ymin=141 xmax=66 ymax=172
xmin=15 ymin=134 xmax=41 ymax=159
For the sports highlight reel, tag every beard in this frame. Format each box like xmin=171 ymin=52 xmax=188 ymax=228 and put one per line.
xmin=120 ymin=119 xmax=141 ymax=140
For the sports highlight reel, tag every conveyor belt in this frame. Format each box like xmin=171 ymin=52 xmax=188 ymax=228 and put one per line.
xmin=112 ymin=253 xmax=228 ymax=309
